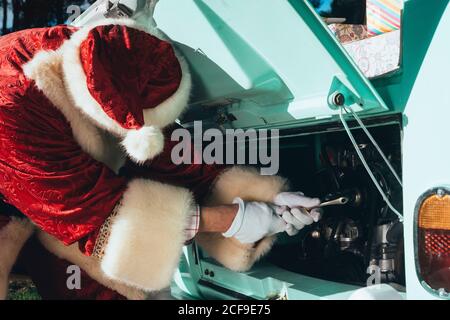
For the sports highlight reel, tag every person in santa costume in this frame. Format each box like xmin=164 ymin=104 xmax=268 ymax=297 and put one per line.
xmin=0 ymin=17 xmax=322 ymax=299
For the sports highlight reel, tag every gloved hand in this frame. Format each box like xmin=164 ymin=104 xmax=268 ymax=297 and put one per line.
xmin=223 ymin=197 xmax=287 ymax=244
xmin=274 ymin=192 xmax=322 ymax=236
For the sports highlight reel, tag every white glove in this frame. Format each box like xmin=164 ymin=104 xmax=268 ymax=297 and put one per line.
xmin=274 ymin=192 xmax=322 ymax=235
xmin=223 ymin=197 xmax=287 ymax=244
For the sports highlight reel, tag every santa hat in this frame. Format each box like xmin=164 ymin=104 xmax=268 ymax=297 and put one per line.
xmin=61 ymin=19 xmax=191 ymax=163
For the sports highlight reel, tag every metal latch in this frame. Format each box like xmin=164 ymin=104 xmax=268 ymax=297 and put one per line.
xmin=104 ymin=0 xmax=135 ymax=18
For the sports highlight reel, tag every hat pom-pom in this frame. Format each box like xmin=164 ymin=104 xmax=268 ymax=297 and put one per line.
xmin=122 ymin=126 xmax=165 ymax=163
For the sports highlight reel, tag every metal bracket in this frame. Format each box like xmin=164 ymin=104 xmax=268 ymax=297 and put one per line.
xmin=327 ymin=76 xmax=362 ymax=110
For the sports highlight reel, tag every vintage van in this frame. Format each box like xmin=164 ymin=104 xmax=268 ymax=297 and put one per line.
xmin=75 ymin=0 xmax=450 ymax=300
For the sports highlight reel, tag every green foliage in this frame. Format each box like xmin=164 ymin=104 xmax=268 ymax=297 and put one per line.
xmin=7 ymin=279 xmax=41 ymax=300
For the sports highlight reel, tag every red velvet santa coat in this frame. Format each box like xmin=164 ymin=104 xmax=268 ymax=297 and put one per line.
xmin=0 ymin=21 xmax=288 ymax=299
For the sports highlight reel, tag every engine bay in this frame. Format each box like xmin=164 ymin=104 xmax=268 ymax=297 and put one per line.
xmin=262 ymin=116 xmax=405 ymax=287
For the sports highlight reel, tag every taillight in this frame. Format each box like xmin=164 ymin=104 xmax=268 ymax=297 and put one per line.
xmin=416 ymin=188 xmax=450 ymax=298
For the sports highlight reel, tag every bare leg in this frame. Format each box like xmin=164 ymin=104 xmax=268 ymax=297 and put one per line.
xmin=0 ymin=217 xmax=34 ymax=300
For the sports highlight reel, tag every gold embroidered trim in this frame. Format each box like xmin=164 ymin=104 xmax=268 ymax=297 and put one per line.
xmin=92 ymin=199 xmax=122 ymax=260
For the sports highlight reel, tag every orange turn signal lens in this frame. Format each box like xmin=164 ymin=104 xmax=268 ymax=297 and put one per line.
xmin=418 ymin=193 xmax=450 ymax=230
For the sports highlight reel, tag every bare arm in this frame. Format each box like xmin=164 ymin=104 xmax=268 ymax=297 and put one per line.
xmin=198 ymin=204 xmax=239 ymax=233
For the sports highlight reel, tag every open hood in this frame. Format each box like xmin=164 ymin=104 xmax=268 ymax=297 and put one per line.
xmin=156 ymin=0 xmax=391 ymax=128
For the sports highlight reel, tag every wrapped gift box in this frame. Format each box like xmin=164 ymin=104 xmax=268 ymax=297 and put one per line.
xmin=343 ymin=29 xmax=401 ymax=78
xmin=367 ymin=0 xmax=403 ymax=36
xmin=328 ymin=23 xmax=369 ymax=44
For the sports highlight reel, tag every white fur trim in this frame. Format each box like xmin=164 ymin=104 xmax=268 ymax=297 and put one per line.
xmin=61 ymin=18 xmax=191 ymax=140
xmin=206 ymin=166 xmax=289 ymax=205
xmin=22 ymin=49 xmax=126 ymax=172
xmin=195 ymin=233 xmax=277 ymax=273
xmin=0 ymin=218 xmax=34 ymax=300
xmin=101 ymin=179 xmax=194 ymax=291
xmin=36 ymin=231 xmax=147 ymax=300
xmin=196 ymin=166 xmax=288 ymax=272
xmin=121 ymin=126 xmax=165 ymax=164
